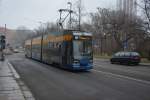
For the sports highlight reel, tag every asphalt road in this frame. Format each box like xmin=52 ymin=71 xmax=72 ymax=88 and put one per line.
xmin=8 ymin=53 xmax=150 ymax=100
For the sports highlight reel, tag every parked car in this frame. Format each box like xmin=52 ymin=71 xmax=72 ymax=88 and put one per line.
xmin=110 ymin=51 xmax=141 ymax=65
xmin=13 ymin=49 xmax=19 ymax=53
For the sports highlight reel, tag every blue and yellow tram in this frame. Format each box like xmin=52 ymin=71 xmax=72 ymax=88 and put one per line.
xmin=25 ymin=30 xmax=93 ymax=71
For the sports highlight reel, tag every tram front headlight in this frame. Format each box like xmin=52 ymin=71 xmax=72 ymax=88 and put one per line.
xmin=73 ymin=59 xmax=79 ymax=64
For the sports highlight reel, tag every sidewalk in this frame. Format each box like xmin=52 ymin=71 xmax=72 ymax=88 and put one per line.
xmin=140 ymin=63 xmax=150 ymax=66
xmin=0 ymin=60 xmax=35 ymax=100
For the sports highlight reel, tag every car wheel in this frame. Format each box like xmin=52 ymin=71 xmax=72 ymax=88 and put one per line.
xmin=119 ymin=61 xmax=122 ymax=65
xmin=126 ymin=62 xmax=131 ymax=66
xmin=134 ymin=63 xmax=139 ymax=66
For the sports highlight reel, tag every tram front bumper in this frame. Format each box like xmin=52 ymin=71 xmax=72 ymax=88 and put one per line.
xmin=72 ymin=63 xmax=93 ymax=70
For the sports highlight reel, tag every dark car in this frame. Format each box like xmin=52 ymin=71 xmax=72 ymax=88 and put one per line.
xmin=110 ymin=52 xmax=141 ymax=65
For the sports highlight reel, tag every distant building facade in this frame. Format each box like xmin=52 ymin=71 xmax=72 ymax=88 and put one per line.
xmin=117 ymin=0 xmax=137 ymax=19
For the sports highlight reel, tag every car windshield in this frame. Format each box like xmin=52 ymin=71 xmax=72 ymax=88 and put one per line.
xmin=131 ymin=52 xmax=140 ymax=56
xmin=114 ymin=52 xmax=140 ymax=57
xmin=73 ymin=40 xmax=92 ymax=59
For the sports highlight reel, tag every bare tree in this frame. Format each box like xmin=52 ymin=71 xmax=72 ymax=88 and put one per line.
xmin=34 ymin=22 xmax=59 ymax=37
xmin=143 ymin=0 xmax=150 ymax=28
xmin=137 ymin=0 xmax=150 ymax=33
xmin=90 ymin=8 xmax=145 ymax=55
xmin=46 ymin=22 xmax=58 ymax=32
xmin=137 ymin=0 xmax=150 ymax=59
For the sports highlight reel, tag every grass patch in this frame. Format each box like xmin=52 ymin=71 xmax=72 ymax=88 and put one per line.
xmin=141 ymin=58 xmax=150 ymax=63
xmin=94 ymin=54 xmax=111 ymax=59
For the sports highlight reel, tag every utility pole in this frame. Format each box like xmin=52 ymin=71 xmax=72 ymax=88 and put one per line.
xmin=78 ymin=0 xmax=81 ymax=31
xmin=38 ymin=22 xmax=46 ymax=62
xmin=68 ymin=2 xmax=72 ymax=29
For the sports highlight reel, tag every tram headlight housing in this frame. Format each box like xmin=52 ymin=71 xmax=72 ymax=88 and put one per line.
xmin=90 ymin=59 xmax=93 ymax=63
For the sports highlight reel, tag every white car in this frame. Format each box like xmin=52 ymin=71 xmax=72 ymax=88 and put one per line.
xmin=13 ymin=49 xmax=19 ymax=53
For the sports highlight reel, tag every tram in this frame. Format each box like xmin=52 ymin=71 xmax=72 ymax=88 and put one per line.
xmin=25 ymin=30 xmax=93 ymax=71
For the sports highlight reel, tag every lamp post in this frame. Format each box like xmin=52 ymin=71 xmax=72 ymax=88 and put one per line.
xmin=100 ymin=33 xmax=106 ymax=56
xmin=103 ymin=33 xmax=106 ymax=55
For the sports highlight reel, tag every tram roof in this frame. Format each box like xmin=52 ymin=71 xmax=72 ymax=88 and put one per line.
xmin=47 ymin=30 xmax=92 ymax=36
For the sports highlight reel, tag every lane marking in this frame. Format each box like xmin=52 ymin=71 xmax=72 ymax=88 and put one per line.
xmin=92 ymin=69 xmax=150 ymax=85
xmin=94 ymin=63 xmax=135 ymax=75
xmin=7 ymin=61 xmax=20 ymax=79
xmin=94 ymin=64 xmax=104 ymax=67
xmin=94 ymin=63 xmax=150 ymax=76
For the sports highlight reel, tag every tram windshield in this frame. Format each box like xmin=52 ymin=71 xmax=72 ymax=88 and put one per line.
xmin=73 ymin=39 xmax=92 ymax=59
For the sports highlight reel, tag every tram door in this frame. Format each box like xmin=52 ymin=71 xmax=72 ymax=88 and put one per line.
xmin=62 ymin=41 xmax=72 ymax=66
xmin=62 ymin=42 xmax=67 ymax=65
xmin=67 ymin=42 xmax=72 ymax=65
xmin=58 ymin=43 xmax=62 ymax=64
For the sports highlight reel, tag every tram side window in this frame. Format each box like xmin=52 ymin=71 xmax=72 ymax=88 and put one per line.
xmin=48 ymin=42 xmax=55 ymax=48
xmin=48 ymin=42 xmax=62 ymax=49
xmin=48 ymin=42 xmax=51 ymax=48
xmin=54 ymin=43 xmax=57 ymax=48
xmin=56 ymin=43 xmax=61 ymax=48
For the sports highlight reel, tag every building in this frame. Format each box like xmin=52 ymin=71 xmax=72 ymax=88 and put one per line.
xmin=117 ymin=0 xmax=137 ymax=19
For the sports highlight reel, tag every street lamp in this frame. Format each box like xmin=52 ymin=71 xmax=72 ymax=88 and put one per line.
xmin=67 ymin=2 xmax=72 ymax=8
xmin=103 ymin=33 xmax=106 ymax=55
xmin=100 ymin=33 xmax=106 ymax=56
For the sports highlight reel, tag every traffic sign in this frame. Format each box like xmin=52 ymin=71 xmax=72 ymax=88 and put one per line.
xmin=123 ymin=40 xmax=128 ymax=50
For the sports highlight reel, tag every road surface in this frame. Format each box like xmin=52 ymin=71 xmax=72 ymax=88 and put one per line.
xmin=7 ymin=53 xmax=150 ymax=100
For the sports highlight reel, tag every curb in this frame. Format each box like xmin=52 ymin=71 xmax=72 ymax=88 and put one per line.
xmin=140 ymin=63 xmax=150 ymax=66
xmin=7 ymin=61 xmax=20 ymax=79
xmin=7 ymin=60 xmax=36 ymax=100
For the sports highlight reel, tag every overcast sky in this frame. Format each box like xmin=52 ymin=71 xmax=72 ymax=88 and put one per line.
xmin=0 ymin=0 xmax=116 ymax=30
